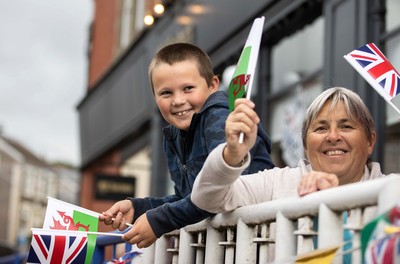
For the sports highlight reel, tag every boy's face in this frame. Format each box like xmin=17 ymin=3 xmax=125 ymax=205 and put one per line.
xmin=152 ymin=60 xmax=219 ymax=131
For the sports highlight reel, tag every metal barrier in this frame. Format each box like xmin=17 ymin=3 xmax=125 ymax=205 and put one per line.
xmin=96 ymin=175 xmax=400 ymax=264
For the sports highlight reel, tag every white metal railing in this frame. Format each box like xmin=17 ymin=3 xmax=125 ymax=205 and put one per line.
xmin=135 ymin=175 xmax=400 ymax=264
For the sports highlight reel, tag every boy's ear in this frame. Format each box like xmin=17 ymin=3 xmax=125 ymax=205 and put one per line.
xmin=210 ymin=76 xmax=220 ymax=92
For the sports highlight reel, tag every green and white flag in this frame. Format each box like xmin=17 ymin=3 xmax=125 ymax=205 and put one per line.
xmin=228 ymin=16 xmax=265 ymax=112
xmin=43 ymin=197 xmax=100 ymax=264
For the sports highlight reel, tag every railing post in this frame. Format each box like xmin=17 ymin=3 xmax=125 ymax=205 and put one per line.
xmin=275 ymin=211 xmax=296 ymax=261
xmin=178 ymin=229 xmax=195 ymax=264
xmin=205 ymin=226 xmax=225 ymax=263
xmin=235 ymin=218 xmax=257 ymax=263
xmin=154 ymin=235 xmax=173 ymax=264
xmin=219 ymin=228 xmax=236 ymax=264
xmin=190 ymin=232 xmax=206 ymax=264
xmin=253 ymin=223 xmax=274 ymax=264
xmin=344 ymin=208 xmax=363 ymax=263
xmin=142 ymin=244 xmax=155 ymax=264
xmin=294 ymin=216 xmax=317 ymax=254
xmin=318 ymin=204 xmax=342 ymax=264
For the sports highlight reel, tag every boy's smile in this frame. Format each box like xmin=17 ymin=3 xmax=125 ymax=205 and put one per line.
xmin=152 ymin=60 xmax=219 ymax=131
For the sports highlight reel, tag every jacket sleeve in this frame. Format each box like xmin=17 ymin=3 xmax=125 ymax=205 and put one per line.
xmin=192 ymin=144 xmax=304 ymax=213
xmin=145 ymin=195 xmax=214 ymax=237
xmin=246 ymin=123 xmax=275 ymax=173
xmin=129 ymin=194 xmax=181 ymax=222
xmin=143 ymin=107 xmax=228 ymax=236
xmin=191 ymin=143 xmax=251 ymax=213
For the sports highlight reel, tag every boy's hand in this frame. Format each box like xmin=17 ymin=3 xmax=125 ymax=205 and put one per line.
xmin=99 ymin=200 xmax=134 ymax=230
xmin=297 ymin=171 xmax=339 ymax=196
xmin=123 ymin=214 xmax=157 ymax=248
xmin=224 ymin=98 xmax=259 ymax=166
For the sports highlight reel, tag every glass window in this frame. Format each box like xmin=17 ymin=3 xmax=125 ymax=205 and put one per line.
xmin=271 ymin=17 xmax=324 ymax=93
xmin=269 ymin=16 xmax=324 ymax=167
xmin=386 ymin=0 xmax=400 ymax=32
xmin=118 ymin=0 xmax=146 ymax=51
xmin=120 ymin=0 xmax=134 ymax=49
xmin=385 ymin=34 xmax=400 ymax=125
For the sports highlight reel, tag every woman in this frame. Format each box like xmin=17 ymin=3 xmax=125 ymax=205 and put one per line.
xmin=191 ymin=87 xmax=382 ymax=213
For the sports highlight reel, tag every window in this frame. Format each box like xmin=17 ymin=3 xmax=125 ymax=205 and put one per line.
xmin=268 ymin=17 xmax=324 ymax=167
xmin=386 ymin=0 xmax=400 ymax=32
xmin=118 ymin=0 xmax=146 ymax=51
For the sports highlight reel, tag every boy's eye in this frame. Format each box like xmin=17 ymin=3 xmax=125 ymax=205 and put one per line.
xmin=159 ymin=90 xmax=171 ymax=96
xmin=184 ymin=86 xmax=194 ymax=91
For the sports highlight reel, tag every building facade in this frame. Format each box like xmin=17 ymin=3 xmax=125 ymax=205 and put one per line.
xmin=78 ymin=0 xmax=400 ymax=219
xmin=0 ymin=134 xmax=79 ymax=253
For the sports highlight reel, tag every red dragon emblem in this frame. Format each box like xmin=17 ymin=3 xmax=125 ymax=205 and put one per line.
xmin=50 ymin=211 xmax=90 ymax=231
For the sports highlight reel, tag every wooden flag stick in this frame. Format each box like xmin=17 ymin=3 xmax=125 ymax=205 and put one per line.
xmin=96 ymin=212 xmax=133 ymax=228
xmin=31 ymin=228 xmax=125 ymax=237
xmin=111 ymin=217 xmax=133 ymax=227
xmin=86 ymin=231 xmax=124 ymax=237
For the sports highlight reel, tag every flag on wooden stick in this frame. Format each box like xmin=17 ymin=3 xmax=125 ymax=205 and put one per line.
xmin=27 ymin=228 xmax=90 ymax=264
xmin=344 ymin=42 xmax=400 ymax=115
xmin=43 ymin=197 xmax=100 ymax=264
xmin=228 ymin=16 xmax=265 ymax=112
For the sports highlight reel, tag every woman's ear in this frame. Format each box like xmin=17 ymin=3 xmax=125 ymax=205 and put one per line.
xmin=368 ymin=131 xmax=376 ymax=155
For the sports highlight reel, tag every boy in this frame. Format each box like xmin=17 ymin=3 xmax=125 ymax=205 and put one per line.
xmin=99 ymin=43 xmax=274 ymax=248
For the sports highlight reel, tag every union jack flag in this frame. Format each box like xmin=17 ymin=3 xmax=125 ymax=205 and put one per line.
xmin=27 ymin=228 xmax=88 ymax=264
xmin=365 ymin=231 xmax=400 ymax=264
xmin=344 ymin=43 xmax=400 ymax=102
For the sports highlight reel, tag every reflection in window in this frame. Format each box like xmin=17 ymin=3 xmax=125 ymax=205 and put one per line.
xmin=271 ymin=17 xmax=324 ymax=93
xmin=386 ymin=0 xmax=400 ymax=32
xmin=269 ymin=17 xmax=324 ymax=167
xmin=385 ymin=35 xmax=400 ymax=125
xmin=119 ymin=0 xmax=146 ymax=51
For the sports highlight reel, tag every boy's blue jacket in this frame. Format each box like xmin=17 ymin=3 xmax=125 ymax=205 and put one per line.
xmin=129 ymin=91 xmax=274 ymax=237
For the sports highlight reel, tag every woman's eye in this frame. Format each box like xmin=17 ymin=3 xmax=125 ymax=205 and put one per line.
xmin=314 ymin=127 xmax=326 ymax=132
xmin=341 ymin=124 xmax=354 ymax=129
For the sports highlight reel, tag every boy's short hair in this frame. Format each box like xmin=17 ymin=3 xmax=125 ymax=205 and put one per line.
xmin=148 ymin=43 xmax=215 ymax=93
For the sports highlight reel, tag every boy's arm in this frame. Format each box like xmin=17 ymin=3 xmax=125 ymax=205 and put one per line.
xmin=130 ymin=193 xmax=181 ymax=222
xmin=145 ymin=195 xmax=214 ymax=237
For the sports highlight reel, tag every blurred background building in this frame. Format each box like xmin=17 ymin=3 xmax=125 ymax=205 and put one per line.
xmin=77 ymin=0 xmax=400 ymax=231
xmin=0 ymin=130 xmax=79 ymax=254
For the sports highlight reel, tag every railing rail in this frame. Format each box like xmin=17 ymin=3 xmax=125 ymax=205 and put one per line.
xmin=96 ymin=175 xmax=400 ymax=264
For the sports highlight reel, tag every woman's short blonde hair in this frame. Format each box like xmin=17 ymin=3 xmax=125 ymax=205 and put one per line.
xmin=301 ymin=87 xmax=375 ymax=149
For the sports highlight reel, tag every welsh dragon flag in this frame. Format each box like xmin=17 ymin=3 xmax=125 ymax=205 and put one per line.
xmin=43 ymin=197 xmax=99 ymax=264
xmin=228 ymin=16 xmax=265 ymax=112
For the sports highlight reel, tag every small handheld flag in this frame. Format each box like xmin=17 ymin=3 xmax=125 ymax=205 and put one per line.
xmin=27 ymin=228 xmax=124 ymax=264
xmin=27 ymin=228 xmax=90 ymax=264
xmin=344 ymin=43 xmax=400 ymax=115
xmin=43 ymin=197 xmax=100 ymax=264
xmin=228 ymin=16 xmax=265 ymax=143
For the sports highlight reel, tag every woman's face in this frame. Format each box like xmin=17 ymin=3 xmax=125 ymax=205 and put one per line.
xmin=305 ymin=100 xmax=376 ymax=185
